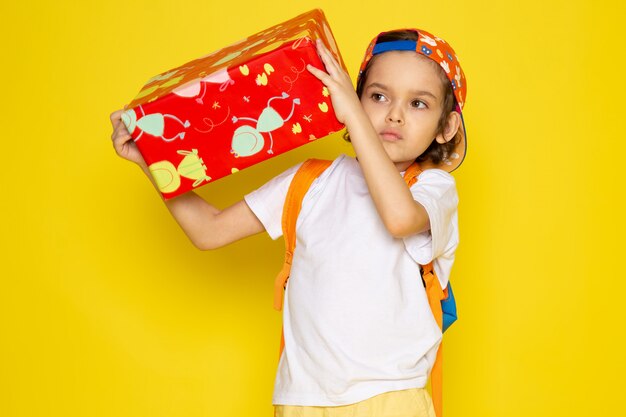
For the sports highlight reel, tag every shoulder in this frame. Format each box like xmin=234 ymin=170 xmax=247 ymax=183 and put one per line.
xmin=302 ymin=154 xmax=350 ymax=190
xmin=411 ymin=168 xmax=458 ymax=201
xmin=416 ymin=168 xmax=456 ymax=186
xmin=310 ymin=154 xmax=350 ymax=174
xmin=243 ymin=155 xmax=347 ymax=240
xmin=247 ymin=159 xmax=306 ymax=196
xmin=403 ymin=169 xmax=459 ymax=282
xmin=245 ymin=155 xmax=347 ymax=204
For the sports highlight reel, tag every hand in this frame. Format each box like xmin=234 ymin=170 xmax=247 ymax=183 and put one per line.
xmin=110 ymin=108 xmax=147 ymax=168
xmin=306 ymin=39 xmax=362 ymax=125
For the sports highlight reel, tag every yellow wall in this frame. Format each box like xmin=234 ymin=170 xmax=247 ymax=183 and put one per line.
xmin=2 ymin=0 xmax=624 ymax=416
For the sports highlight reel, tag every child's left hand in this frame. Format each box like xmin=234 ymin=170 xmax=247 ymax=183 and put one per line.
xmin=307 ymin=39 xmax=362 ymax=125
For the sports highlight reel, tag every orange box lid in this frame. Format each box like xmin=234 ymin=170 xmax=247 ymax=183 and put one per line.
xmin=127 ymin=9 xmax=345 ymax=109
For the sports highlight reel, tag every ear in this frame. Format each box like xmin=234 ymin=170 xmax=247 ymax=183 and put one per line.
xmin=435 ymin=111 xmax=461 ymax=144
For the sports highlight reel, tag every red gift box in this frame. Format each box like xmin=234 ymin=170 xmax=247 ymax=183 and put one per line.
xmin=122 ymin=9 xmax=346 ymax=199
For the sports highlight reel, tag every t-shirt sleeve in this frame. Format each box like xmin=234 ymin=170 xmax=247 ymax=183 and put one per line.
xmin=403 ymin=169 xmax=459 ymax=289
xmin=243 ymin=163 xmax=303 ymax=240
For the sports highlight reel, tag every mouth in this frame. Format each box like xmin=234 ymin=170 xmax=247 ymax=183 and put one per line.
xmin=380 ymin=130 xmax=402 ymax=142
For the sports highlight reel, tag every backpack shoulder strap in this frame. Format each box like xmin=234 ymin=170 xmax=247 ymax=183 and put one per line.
xmin=274 ymin=160 xmax=449 ymax=417
xmin=404 ymin=162 xmax=447 ymax=417
xmin=273 ymin=159 xmax=332 ymax=311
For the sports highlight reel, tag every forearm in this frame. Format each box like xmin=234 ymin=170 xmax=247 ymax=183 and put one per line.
xmin=111 ymin=109 xmax=257 ymax=249
xmin=139 ymin=164 xmax=223 ymax=249
xmin=304 ymin=39 xmax=428 ymax=236
xmin=345 ymin=111 xmax=429 ymax=236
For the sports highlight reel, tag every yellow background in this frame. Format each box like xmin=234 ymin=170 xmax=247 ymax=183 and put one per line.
xmin=2 ymin=0 xmax=624 ymax=416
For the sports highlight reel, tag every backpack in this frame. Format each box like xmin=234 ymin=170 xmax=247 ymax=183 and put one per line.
xmin=273 ymin=158 xmax=457 ymax=417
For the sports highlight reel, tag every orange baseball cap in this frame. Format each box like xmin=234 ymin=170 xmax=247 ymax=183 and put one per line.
xmin=358 ymin=29 xmax=467 ymax=172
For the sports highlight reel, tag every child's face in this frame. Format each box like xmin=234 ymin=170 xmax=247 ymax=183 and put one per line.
xmin=360 ymin=51 xmax=450 ymax=171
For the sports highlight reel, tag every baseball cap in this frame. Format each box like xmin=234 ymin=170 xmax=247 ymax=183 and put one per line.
xmin=358 ymin=29 xmax=467 ymax=172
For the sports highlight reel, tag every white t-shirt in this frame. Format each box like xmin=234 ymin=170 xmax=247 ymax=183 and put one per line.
xmin=244 ymin=154 xmax=459 ymax=406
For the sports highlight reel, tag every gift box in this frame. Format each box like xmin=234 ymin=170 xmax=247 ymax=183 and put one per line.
xmin=122 ymin=9 xmax=346 ymax=199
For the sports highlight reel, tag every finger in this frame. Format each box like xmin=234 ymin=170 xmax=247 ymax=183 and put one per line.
xmin=112 ymin=133 xmax=134 ymax=156
xmin=110 ymin=111 xmax=127 ymax=136
xmin=113 ymin=122 xmax=131 ymax=140
xmin=316 ymin=47 xmax=338 ymax=78
xmin=111 ymin=111 xmax=132 ymax=138
xmin=110 ymin=109 xmax=124 ymax=124
xmin=316 ymin=39 xmax=341 ymax=76
xmin=112 ymin=116 xmax=132 ymax=140
xmin=113 ymin=126 xmax=131 ymax=143
xmin=111 ymin=119 xmax=128 ymax=140
xmin=307 ymin=64 xmax=333 ymax=85
xmin=314 ymin=40 xmax=335 ymax=74
xmin=112 ymin=132 xmax=131 ymax=150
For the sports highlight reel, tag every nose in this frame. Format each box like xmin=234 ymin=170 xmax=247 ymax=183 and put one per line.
xmin=386 ymin=105 xmax=404 ymax=125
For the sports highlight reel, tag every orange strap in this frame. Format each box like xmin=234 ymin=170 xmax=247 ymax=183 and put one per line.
xmin=276 ymin=159 xmax=447 ymax=417
xmin=274 ymin=159 xmax=332 ymax=356
xmin=405 ymin=164 xmax=448 ymax=417
xmin=274 ymin=159 xmax=333 ymax=312
xmin=422 ymin=262 xmax=447 ymax=417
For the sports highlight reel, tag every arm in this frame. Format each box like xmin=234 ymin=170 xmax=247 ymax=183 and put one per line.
xmin=306 ymin=41 xmax=429 ymax=237
xmin=110 ymin=109 xmax=265 ymax=250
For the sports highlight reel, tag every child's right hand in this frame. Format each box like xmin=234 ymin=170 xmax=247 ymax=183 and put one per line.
xmin=108 ymin=110 xmax=265 ymax=250
xmin=110 ymin=109 xmax=146 ymax=168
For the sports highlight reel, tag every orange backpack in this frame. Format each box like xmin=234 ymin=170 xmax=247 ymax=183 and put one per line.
xmin=273 ymin=158 xmax=451 ymax=417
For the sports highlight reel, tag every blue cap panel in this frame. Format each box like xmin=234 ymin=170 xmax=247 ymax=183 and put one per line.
xmin=372 ymin=40 xmax=418 ymax=55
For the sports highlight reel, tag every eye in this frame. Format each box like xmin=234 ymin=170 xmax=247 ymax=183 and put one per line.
xmin=411 ymin=100 xmax=427 ymax=109
xmin=371 ymin=93 xmax=386 ymax=102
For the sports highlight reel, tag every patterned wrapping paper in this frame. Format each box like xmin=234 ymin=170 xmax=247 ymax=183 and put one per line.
xmin=122 ymin=9 xmax=347 ymax=199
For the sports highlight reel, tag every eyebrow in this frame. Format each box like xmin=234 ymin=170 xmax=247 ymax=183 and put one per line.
xmin=365 ymin=82 xmax=439 ymax=100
